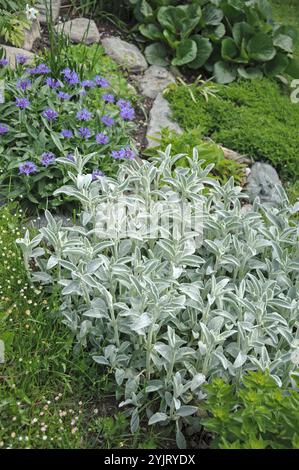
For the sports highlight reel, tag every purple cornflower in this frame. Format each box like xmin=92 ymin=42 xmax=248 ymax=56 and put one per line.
xmin=25 ymin=67 xmax=36 ymax=75
xmin=16 ymin=78 xmax=32 ymax=91
xmin=41 ymin=151 xmax=55 ymax=167
xmin=61 ymin=67 xmax=71 ymax=76
xmin=124 ymin=147 xmax=136 ymax=160
xmin=117 ymin=99 xmax=135 ymax=121
xmin=61 ymin=129 xmax=73 ymax=138
xmin=117 ymin=99 xmax=132 ymax=109
xmin=101 ymin=115 xmax=114 ymax=127
xmin=16 ymin=55 xmax=29 ymax=65
xmin=35 ymin=63 xmax=51 ymax=74
xmin=15 ymin=97 xmax=30 ymax=109
xmin=96 ymin=133 xmax=109 ymax=145
xmin=62 ymin=68 xmax=79 ymax=85
xmin=0 ymin=58 xmax=9 ymax=66
xmin=102 ymin=93 xmax=115 ymax=104
xmin=68 ymin=72 xmax=79 ymax=85
xmin=45 ymin=77 xmax=60 ymax=88
xmin=94 ymin=76 xmax=109 ymax=88
xmin=92 ymin=169 xmax=104 ymax=181
xmin=57 ymin=91 xmax=71 ymax=100
xmin=61 ymin=67 xmax=72 ymax=78
xmin=112 ymin=147 xmax=135 ymax=160
xmin=76 ymin=108 xmax=92 ymax=121
xmin=42 ymin=108 xmax=58 ymax=121
xmin=78 ymin=127 xmax=91 ymax=139
xmin=19 ymin=161 xmax=37 ymax=175
xmin=0 ymin=124 xmax=8 ymax=135
xmin=79 ymin=89 xmax=87 ymax=97
xmin=111 ymin=149 xmax=126 ymax=160
xmin=81 ymin=79 xmax=95 ymax=88
xmin=120 ymin=107 xmax=135 ymax=121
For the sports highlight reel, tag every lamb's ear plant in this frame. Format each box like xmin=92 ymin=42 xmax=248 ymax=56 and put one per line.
xmin=17 ymin=146 xmax=299 ymax=448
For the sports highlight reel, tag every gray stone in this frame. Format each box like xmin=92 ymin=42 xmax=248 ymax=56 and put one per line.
xmin=241 ymin=204 xmax=253 ymax=215
xmin=1 ymin=45 xmax=35 ymax=69
xmin=221 ymin=146 xmax=252 ymax=165
xmin=55 ymin=18 xmax=100 ymax=44
xmin=146 ymin=92 xmax=182 ymax=148
xmin=246 ymin=162 xmax=283 ymax=206
xmin=137 ymin=65 xmax=176 ymax=99
xmin=101 ymin=36 xmax=148 ymax=72
xmin=23 ymin=19 xmax=41 ymax=51
xmin=37 ymin=0 xmax=61 ymax=24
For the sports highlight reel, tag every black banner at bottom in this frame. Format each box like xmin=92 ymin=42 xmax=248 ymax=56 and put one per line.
xmin=0 ymin=448 xmax=297 ymax=467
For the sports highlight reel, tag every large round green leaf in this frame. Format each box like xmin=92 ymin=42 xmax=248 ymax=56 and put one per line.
xmin=274 ymin=25 xmax=298 ymax=43
xmin=257 ymin=0 xmax=272 ymax=20
xmin=239 ymin=38 xmax=249 ymax=63
xmin=232 ymin=22 xmax=254 ymax=46
xmin=264 ymin=53 xmax=289 ymax=77
xmin=214 ymin=60 xmax=237 ymax=83
xmin=176 ymin=4 xmax=202 ymax=38
xmin=237 ymin=66 xmax=263 ymax=79
xmin=163 ymin=29 xmax=177 ymax=49
xmin=221 ymin=37 xmax=238 ymax=61
xmin=247 ymin=33 xmax=276 ymax=62
xmin=245 ymin=7 xmax=262 ymax=28
xmin=140 ymin=0 xmax=153 ymax=18
xmin=157 ymin=6 xmax=184 ymax=35
xmin=145 ymin=42 xmax=169 ymax=66
xmin=172 ymin=39 xmax=197 ymax=66
xmin=139 ymin=24 xmax=163 ymax=41
xmin=285 ymin=59 xmax=299 ymax=78
xmin=202 ymin=4 xmax=223 ymax=26
xmin=204 ymin=23 xmax=226 ymax=42
xmin=221 ymin=0 xmax=245 ymax=23
xmin=273 ymin=34 xmax=294 ymax=53
xmin=188 ymin=35 xmax=213 ymax=69
xmin=157 ymin=5 xmax=201 ymax=39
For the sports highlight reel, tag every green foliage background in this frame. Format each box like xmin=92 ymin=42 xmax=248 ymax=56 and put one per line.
xmin=166 ymin=78 xmax=299 ymax=183
xmin=202 ymin=370 xmax=299 ymax=449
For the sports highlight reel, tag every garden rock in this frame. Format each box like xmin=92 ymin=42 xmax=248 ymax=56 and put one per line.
xmin=37 ymin=0 xmax=61 ymax=24
xmin=137 ymin=65 xmax=176 ymax=99
xmin=246 ymin=162 xmax=283 ymax=206
xmin=23 ymin=19 xmax=41 ymax=51
xmin=1 ymin=46 xmax=35 ymax=68
xmin=241 ymin=204 xmax=253 ymax=214
xmin=101 ymin=37 xmax=148 ymax=73
xmin=146 ymin=92 xmax=182 ymax=148
xmin=221 ymin=146 xmax=252 ymax=165
xmin=55 ymin=18 xmax=100 ymax=44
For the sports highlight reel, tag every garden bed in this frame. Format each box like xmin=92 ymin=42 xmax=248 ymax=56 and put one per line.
xmin=0 ymin=0 xmax=299 ymax=452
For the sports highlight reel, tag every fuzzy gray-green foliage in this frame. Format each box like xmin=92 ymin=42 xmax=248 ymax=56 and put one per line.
xmin=17 ymin=147 xmax=299 ymax=448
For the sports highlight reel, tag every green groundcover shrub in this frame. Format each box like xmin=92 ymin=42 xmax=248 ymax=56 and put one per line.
xmin=144 ymin=128 xmax=246 ymax=185
xmin=166 ymin=78 xmax=299 ymax=183
xmin=0 ymin=44 xmax=137 ymax=212
xmin=17 ymin=147 xmax=299 ymax=448
xmin=202 ymin=370 xmax=299 ymax=449
xmin=287 ymin=181 xmax=299 ymax=205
